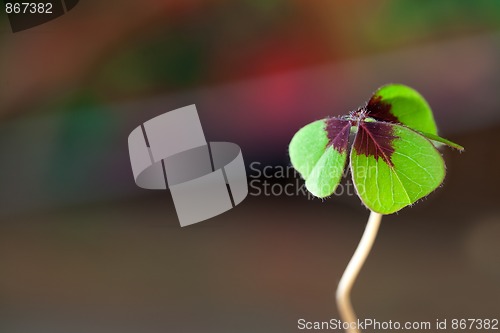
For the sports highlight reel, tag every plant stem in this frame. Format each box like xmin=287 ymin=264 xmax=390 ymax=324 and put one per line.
xmin=336 ymin=211 xmax=383 ymax=333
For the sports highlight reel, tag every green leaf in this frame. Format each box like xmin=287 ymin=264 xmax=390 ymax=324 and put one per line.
xmin=305 ymin=145 xmax=348 ymax=198
xmin=417 ymin=131 xmax=465 ymax=151
xmin=367 ymin=84 xmax=438 ymax=134
xmin=350 ymin=121 xmax=445 ymax=214
xmin=289 ymin=118 xmax=350 ymax=198
xmin=289 ymin=120 xmax=329 ymax=179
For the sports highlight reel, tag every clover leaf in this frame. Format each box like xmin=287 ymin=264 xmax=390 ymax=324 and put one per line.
xmin=289 ymin=84 xmax=463 ymax=214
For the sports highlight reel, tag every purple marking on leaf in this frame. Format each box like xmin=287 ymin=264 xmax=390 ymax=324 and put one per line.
xmin=353 ymin=121 xmax=398 ymax=167
xmin=325 ymin=118 xmax=351 ymax=153
xmin=366 ymin=95 xmax=399 ymax=124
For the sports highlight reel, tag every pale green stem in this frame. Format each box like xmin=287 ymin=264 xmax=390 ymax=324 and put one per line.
xmin=336 ymin=211 xmax=383 ymax=333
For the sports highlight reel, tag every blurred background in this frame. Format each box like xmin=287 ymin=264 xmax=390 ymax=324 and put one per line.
xmin=0 ymin=1 xmax=499 ymax=332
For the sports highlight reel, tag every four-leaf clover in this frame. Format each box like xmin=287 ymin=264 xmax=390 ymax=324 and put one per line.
xmin=289 ymin=84 xmax=463 ymax=214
